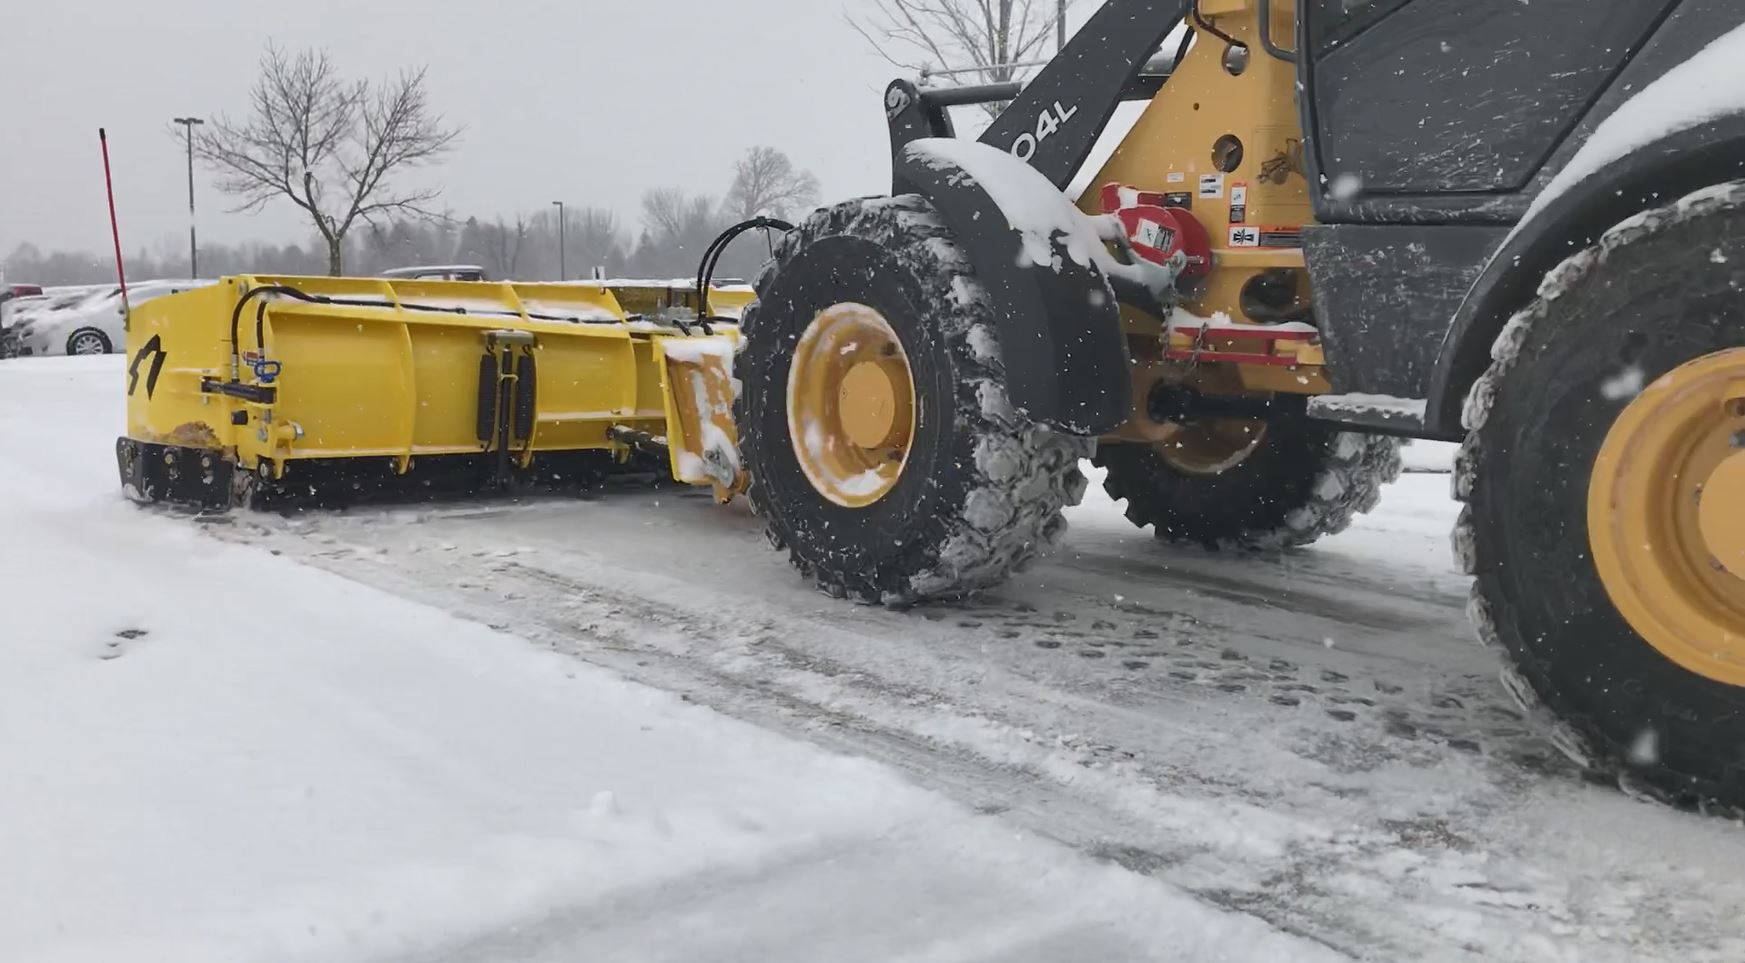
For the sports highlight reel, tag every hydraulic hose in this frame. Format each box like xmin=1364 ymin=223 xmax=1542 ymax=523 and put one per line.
xmin=694 ymin=216 xmax=795 ymax=325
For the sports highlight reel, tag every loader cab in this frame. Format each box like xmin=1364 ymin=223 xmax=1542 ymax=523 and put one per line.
xmin=1300 ymin=0 xmax=1680 ymax=217
xmin=1291 ymin=0 xmax=1745 ymax=433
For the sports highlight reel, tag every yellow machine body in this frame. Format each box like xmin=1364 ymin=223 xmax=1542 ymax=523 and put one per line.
xmin=120 ymin=276 xmax=747 ymax=506
xmin=1081 ymin=0 xmax=1326 ymax=447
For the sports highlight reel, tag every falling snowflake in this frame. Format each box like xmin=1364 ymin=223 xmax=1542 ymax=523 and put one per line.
xmin=1628 ymin=728 xmax=1659 ymax=766
xmin=1600 ymin=366 xmax=1645 ymax=401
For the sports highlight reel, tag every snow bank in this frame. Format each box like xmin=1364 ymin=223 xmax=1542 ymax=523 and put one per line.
xmin=0 ymin=356 xmax=1340 ymax=962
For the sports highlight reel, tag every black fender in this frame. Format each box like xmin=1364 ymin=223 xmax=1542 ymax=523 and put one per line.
xmin=1426 ymin=114 xmax=1745 ymax=436
xmin=892 ymin=148 xmax=1130 ymax=437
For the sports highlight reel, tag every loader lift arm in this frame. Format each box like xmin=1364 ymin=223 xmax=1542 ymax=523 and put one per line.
xmin=877 ymin=0 xmax=1199 ymax=435
xmin=886 ymin=0 xmax=1190 ymax=193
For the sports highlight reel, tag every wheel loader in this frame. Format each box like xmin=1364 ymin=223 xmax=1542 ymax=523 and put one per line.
xmin=120 ymin=0 xmax=1745 ymax=812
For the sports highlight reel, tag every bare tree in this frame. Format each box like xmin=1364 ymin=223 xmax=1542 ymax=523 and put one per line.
xmin=571 ymin=207 xmax=630 ymax=278
xmin=848 ymin=0 xmax=1078 ymax=115
xmin=486 ymin=215 xmax=530 ymax=279
xmin=723 ymin=147 xmax=821 ymax=221
xmin=642 ymin=189 xmax=720 ymax=243
xmin=630 ymin=189 xmax=727 ymax=277
xmin=190 ymin=43 xmax=460 ymax=275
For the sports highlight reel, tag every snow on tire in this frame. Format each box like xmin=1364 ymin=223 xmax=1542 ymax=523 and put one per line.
xmin=1094 ymin=425 xmax=1401 ymax=551
xmin=736 ymin=195 xmax=1092 ymax=606
xmin=1457 ymin=179 xmax=1745 ymax=812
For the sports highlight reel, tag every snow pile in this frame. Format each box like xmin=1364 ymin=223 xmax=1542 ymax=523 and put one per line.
xmin=658 ymin=334 xmax=736 ymax=364
xmin=0 ymin=356 xmax=1342 ymax=962
xmin=1526 ymin=23 xmax=1745 ymax=220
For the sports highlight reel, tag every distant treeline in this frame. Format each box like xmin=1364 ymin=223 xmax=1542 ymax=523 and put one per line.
xmin=3 ymin=192 xmax=789 ymax=287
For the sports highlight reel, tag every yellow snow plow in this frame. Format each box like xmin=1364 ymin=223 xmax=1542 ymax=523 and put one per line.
xmin=117 ymin=275 xmax=749 ymax=510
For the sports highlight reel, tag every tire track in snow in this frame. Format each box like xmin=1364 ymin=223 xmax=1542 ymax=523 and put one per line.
xmin=198 ymin=484 xmax=1745 ymax=963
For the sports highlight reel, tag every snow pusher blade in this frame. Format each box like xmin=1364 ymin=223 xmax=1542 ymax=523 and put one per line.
xmin=116 ymin=275 xmax=747 ymax=510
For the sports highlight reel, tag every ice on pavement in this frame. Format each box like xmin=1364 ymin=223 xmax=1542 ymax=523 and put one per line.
xmin=0 ymin=356 xmax=1338 ymax=963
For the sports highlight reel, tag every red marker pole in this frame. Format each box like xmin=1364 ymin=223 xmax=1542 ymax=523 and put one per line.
xmin=99 ymin=128 xmax=129 ymax=311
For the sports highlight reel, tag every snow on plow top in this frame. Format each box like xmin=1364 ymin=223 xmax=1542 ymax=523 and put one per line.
xmin=1526 ymin=22 xmax=1745 ymax=221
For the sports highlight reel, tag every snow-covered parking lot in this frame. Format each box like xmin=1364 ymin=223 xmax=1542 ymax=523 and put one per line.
xmin=3 ymin=356 xmax=1743 ymax=962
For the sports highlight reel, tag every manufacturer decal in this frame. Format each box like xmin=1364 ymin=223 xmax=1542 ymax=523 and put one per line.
xmin=1136 ymin=219 xmax=1177 ymax=251
xmin=127 ymin=335 xmax=168 ymax=399
xmin=1009 ymin=100 xmax=1080 ymax=163
xmin=1166 ymin=172 xmax=1187 ymax=184
xmin=1198 ymin=173 xmax=1225 ymax=199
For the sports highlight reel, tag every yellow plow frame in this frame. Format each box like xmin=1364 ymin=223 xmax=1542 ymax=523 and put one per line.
xmin=118 ymin=275 xmax=747 ymax=509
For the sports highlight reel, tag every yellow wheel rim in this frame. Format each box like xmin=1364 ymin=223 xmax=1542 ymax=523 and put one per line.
xmin=787 ymin=303 xmax=916 ymax=508
xmin=1589 ymin=348 xmax=1745 ymax=685
xmin=1157 ymin=420 xmax=1268 ymax=476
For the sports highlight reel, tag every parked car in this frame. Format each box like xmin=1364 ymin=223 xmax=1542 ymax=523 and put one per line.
xmin=381 ymin=265 xmax=489 ymax=282
xmin=9 ymin=280 xmax=213 ymax=357
xmin=2 ymin=286 xmax=68 ymax=358
xmin=1 ymin=293 xmax=46 ymax=331
xmin=0 ymin=284 xmax=44 ymax=316
xmin=0 ymin=284 xmax=46 ymax=341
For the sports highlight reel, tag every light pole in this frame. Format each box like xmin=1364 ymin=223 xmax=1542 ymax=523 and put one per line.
xmin=172 ymin=117 xmax=204 ymax=277
xmin=551 ymin=200 xmax=566 ymax=281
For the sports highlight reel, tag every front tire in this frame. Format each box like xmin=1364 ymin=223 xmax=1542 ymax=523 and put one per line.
xmin=1458 ymin=181 xmax=1745 ymax=810
xmin=738 ymin=195 xmax=1092 ymax=605
xmin=66 ymin=328 xmax=112 ymax=356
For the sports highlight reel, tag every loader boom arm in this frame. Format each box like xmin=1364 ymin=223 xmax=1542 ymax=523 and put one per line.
xmin=885 ymin=0 xmax=1188 ymax=194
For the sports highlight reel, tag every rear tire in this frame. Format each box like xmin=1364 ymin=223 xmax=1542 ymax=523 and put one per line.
xmin=1458 ymin=181 xmax=1745 ymax=811
xmin=66 ymin=328 xmax=112 ymax=356
xmin=738 ymin=195 xmax=1092 ymax=605
xmin=1094 ymin=425 xmax=1401 ymax=550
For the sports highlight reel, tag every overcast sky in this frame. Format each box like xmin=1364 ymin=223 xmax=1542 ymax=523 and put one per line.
xmin=0 ymin=0 xmax=919 ymax=260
